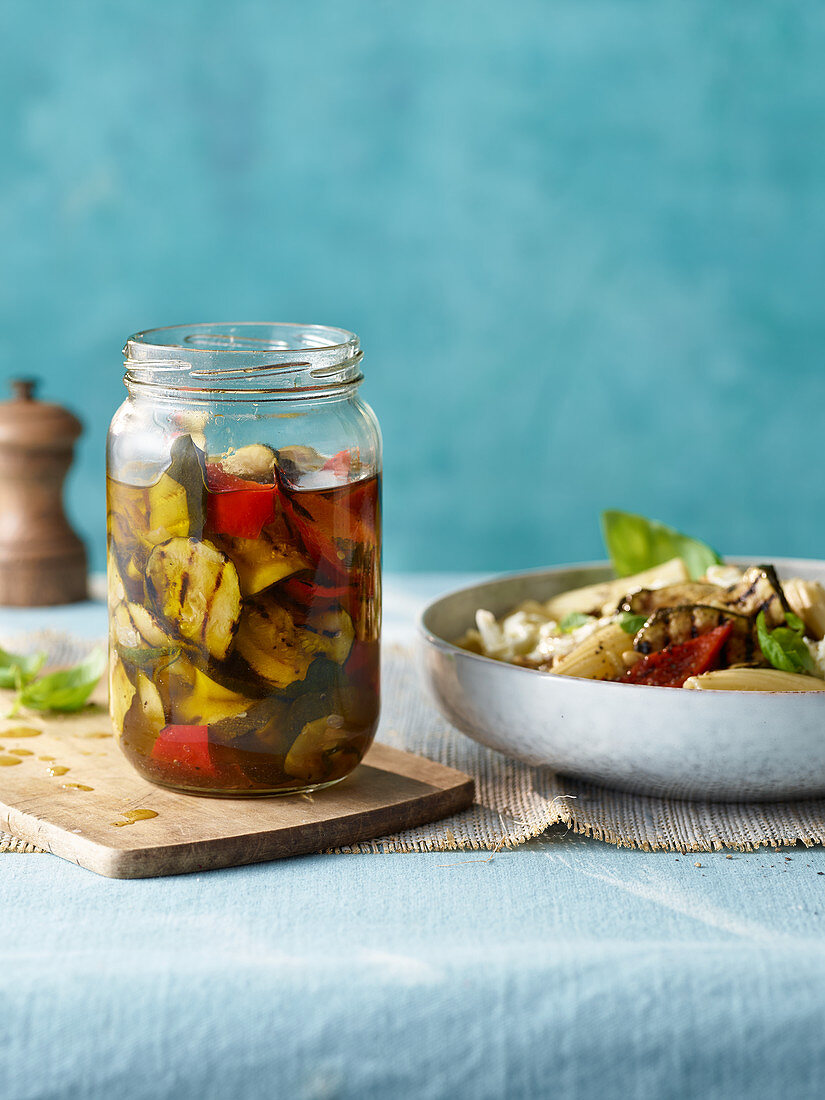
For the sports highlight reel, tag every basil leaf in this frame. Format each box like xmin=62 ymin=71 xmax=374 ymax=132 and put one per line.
xmin=756 ymin=612 xmax=815 ymax=675
xmin=618 ymin=612 xmax=647 ymax=635
xmin=17 ymin=648 xmax=107 ymax=713
xmin=116 ymin=643 xmax=180 ymax=671
xmin=785 ymin=611 xmax=805 ymax=633
xmin=558 ymin=612 xmax=594 ymax=634
xmin=601 ymin=511 xmax=722 ymax=580
xmin=0 ymin=648 xmax=47 ymax=690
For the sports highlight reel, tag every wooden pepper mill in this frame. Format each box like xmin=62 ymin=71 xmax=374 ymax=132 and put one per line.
xmin=0 ymin=379 xmax=88 ymax=605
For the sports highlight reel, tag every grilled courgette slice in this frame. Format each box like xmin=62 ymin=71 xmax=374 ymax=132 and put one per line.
xmin=284 ymin=716 xmax=360 ymax=783
xmin=109 ymin=654 xmax=136 ymax=734
xmin=235 ymin=599 xmax=313 ymax=689
xmin=302 ymin=609 xmax=355 ymax=665
xmin=111 ymin=601 xmax=171 ymax=650
xmin=153 ymin=654 xmax=254 ymax=727
xmin=120 ymin=672 xmax=166 ymax=757
xmin=215 ymin=534 xmax=308 ymax=596
xmin=177 ymin=668 xmax=252 ymax=725
xmin=147 ymin=537 xmax=242 ymax=660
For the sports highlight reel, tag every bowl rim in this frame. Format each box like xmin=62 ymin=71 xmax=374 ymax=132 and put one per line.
xmin=417 ymin=556 xmax=825 ymax=699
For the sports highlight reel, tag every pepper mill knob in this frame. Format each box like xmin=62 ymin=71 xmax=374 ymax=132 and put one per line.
xmin=0 ymin=379 xmax=88 ymax=605
xmin=12 ymin=378 xmax=36 ymax=402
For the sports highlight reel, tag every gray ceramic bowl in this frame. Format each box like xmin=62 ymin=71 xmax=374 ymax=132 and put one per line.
xmin=417 ymin=558 xmax=825 ymax=801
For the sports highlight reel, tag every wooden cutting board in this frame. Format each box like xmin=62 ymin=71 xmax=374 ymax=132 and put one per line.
xmin=0 ymin=691 xmax=474 ymax=879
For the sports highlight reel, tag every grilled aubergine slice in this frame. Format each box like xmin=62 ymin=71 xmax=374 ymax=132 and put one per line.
xmin=165 ymin=433 xmax=207 ymax=537
xmin=710 ymin=565 xmax=792 ymax=628
xmin=633 ymin=605 xmax=760 ymax=667
xmin=617 ymin=583 xmax=720 ymax=617
xmin=146 ymin=537 xmax=242 ymax=661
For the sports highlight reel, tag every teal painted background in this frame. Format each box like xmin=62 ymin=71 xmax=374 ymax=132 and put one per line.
xmin=1 ymin=1 xmax=824 ymax=574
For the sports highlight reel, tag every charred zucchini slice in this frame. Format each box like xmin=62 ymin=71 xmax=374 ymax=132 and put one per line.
xmin=154 ymin=655 xmax=253 ymax=726
xmin=111 ymin=601 xmax=171 ymax=650
xmin=147 ymin=537 xmax=242 ymax=660
xmin=107 ymin=550 xmax=127 ymax=607
xmin=109 ymin=654 xmax=136 ymax=734
xmin=302 ymin=609 xmax=355 ymax=665
xmin=210 ymin=695 xmax=290 ymax=746
xmin=108 ymin=473 xmax=190 ymax=564
xmin=284 ymin=716 xmax=360 ymax=783
xmin=177 ymin=668 xmax=252 ymax=726
xmin=235 ymin=599 xmax=313 ymax=689
xmin=215 ymin=534 xmax=308 ymax=596
xmin=121 ymin=672 xmax=166 ymax=757
xmin=145 ymin=474 xmax=191 ymax=544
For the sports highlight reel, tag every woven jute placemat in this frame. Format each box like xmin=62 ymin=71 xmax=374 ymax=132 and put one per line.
xmin=2 ymin=632 xmax=825 ymax=855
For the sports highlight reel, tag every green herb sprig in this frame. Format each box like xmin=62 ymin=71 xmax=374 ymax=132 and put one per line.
xmin=558 ymin=612 xmax=595 ymax=634
xmin=756 ymin=612 xmax=815 ymax=675
xmin=601 ymin=511 xmax=722 ymax=581
xmin=0 ymin=648 xmax=47 ymax=690
xmin=4 ymin=647 xmax=106 ymax=717
xmin=618 ymin=612 xmax=648 ymax=635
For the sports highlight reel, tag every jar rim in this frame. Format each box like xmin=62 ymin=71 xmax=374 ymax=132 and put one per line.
xmin=124 ymin=322 xmax=363 ymax=397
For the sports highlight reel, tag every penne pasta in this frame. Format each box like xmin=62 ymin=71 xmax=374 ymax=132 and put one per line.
xmin=543 ymin=558 xmax=690 ymax=620
xmin=552 ymin=623 xmax=629 ymax=680
xmin=684 ymin=668 xmax=825 ymax=692
xmin=784 ymin=579 xmax=825 ymax=642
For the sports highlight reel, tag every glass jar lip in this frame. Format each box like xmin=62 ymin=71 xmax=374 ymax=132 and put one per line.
xmin=124 ymin=322 xmax=363 ymax=397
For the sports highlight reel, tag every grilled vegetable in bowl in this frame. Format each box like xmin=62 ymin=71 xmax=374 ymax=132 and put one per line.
xmin=458 ymin=514 xmax=825 ymax=692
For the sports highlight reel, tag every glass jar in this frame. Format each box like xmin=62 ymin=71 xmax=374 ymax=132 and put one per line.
xmin=106 ymin=323 xmax=381 ymax=796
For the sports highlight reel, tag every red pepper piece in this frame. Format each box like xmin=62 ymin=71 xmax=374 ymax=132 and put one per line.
xmin=151 ymin=725 xmax=214 ymax=775
xmin=204 ymin=464 xmax=278 ymax=539
xmin=625 ymin=621 xmax=733 ymax=688
xmin=281 ymin=576 xmax=351 ymax=605
xmin=277 ymin=491 xmax=349 ymax=584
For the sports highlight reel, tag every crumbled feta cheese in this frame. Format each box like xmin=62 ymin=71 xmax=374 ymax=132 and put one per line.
xmin=467 ymin=606 xmax=609 ymax=667
xmin=806 ymin=638 xmax=825 ymax=679
xmin=474 ymin=609 xmax=551 ymax=661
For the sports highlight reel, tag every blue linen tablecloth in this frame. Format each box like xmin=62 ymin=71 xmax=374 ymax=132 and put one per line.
xmin=2 ymin=576 xmax=825 ymax=1100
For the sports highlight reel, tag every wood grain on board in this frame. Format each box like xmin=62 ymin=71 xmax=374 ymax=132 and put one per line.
xmin=0 ymin=689 xmax=474 ymax=879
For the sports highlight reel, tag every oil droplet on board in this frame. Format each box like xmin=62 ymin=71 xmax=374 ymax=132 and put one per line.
xmin=0 ymin=755 xmax=22 ymax=766
xmin=79 ymin=732 xmax=111 ymax=740
xmin=39 ymin=755 xmax=55 ymax=762
xmin=3 ymin=727 xmax=41 ymax=738
xmin=111 ymin=809 xmax=158 ymax=828
xmin=61 ymin=783 xmax=94 ymax=792
xmin=9 ymin=748 xmax=33 ymax=756
xmin=47 ymin=765 xmax=70 ymax=777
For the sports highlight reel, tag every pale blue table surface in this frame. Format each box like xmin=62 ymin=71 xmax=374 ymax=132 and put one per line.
xmin=2 ymin=576 xmax=825 ymax=1100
